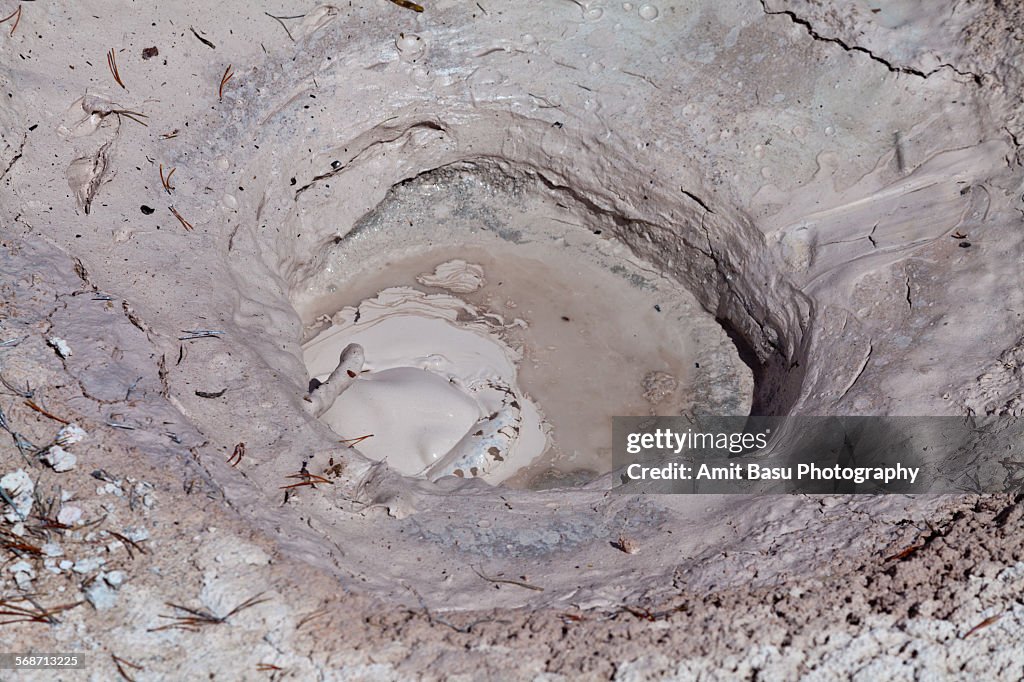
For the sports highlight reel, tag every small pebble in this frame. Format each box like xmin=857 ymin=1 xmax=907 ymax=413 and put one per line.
xmin=73 ymin=557 xmax=105 ymax=574
xmin=9 ymin=560 xmax=34 ymax=576
xmin=84 ymin=581 xmax=118 ymax=611
xmin=47 ymin=337 xmax=72 ymax=358
xmin=613 ymin=534 xmax=639 ymax=554
xmin=42 ymin=445 xmax=77 ymax=472
xmin=57 ymin=423 xmax=87 ymax=446
xmin=1 ymin=470 xmax=34 ymax=521
xmin=57 ymin=505 xmax=82 ymax=525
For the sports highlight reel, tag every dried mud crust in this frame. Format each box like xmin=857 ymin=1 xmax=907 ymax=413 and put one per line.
xmin=4 ymin=408 xmax=1021 ymax=682
xmin=353 ymin=494 xmax=1024 ymax=680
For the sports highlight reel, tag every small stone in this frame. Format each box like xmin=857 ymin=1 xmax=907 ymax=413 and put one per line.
xmin=9 ymin=560 xmax=34 ymax=576
xmin=140 ymin=205 xmax=155 ymax=215
xmin=613 ymin=534 xmax=639 ymax=554
xmin=141 ymin=46 xmax=159 ymax=60
xmin=56 ymin=423 xmax=87 ymax=446
xmin=59 ymin=560 xmax=74 ymax=570
xmin=84 ymin=581 xmax=118 ymax=611
xmin=47 ymin=337 xmax=72 ymax=358
xmin=73 ymin=557 xmax=105 ymax=574
xmin=1 ymin=470 xmax=34 ymax=521
xmin=57 ymin=505 xmax=82 ymax=525
xmin=42 ymin=446 xmax=77 ymax=472
xmin=42 ymin=543 xmax=64 ymax=557
xmin=125 ymin=527 xmax=150 ymax=543
xmin=10 ymin=561 xmax=35 ymax=588
xmin=104 ymin=570 xmax=125 ymax=587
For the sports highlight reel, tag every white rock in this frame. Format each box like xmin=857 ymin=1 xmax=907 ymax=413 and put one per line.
xmin=9 ymin=561 xmax=35 ymax=589
xmin=125 ymin=527 xmax=150 ymax=542
xmin=57 ymin=505 xmax=82 ymax=525
xmin=47 ymin=337 xmax=72 ymax=358
xmin=1 ymin=470 xmax=34 ymax=521
xmin=84 ymin=581 xmax=118 ymax=610
xmin=9 ymin=560 xmax=34 ymax=576
xmin=42 ymin=542 xmax=64 ymax=557
xmin=104 ymin=570 xmax=125 ymax=587
xmin=42 ymin=445 xmax=77 ymax=472
xmin=56 ymin=423 xmax=87 ymax=446
xmin=72 ymin=557 xmax=105 ymax=574
xmin=59 ymin=560 xmax=73 ymax=570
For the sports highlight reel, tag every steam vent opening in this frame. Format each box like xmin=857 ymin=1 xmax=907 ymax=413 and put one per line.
xmin=5 ymin=0 xmax=1024 ymax=676
xmin=296 ymin=167 xmax=754 ymax=488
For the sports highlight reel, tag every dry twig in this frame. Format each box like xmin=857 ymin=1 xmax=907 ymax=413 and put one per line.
xmin=471 ymin=565 xmax=544 ymax=591
xmin=0 ymin=5 xmax=22 ymax=37
xmin=159 ymin=164 xmax=175 ymax=193
xmin=106 ymin=49 xmax=126 ymax=89
xmin=169 ymin=206 xmax=193 ymax=232
xmin=227 ymin=442 xmax=245 ymax=467
xmin=24 ymin=399 xmax=70 ymax=425
xmin=149 ymin=593 xmax=269 ymax=632
xmin=108 ymin=530 xmax=147 ymax=559
xmin=280 ymin=471 xmax=334 ymax=490
xmin=296 ymin=607 xmax=329 ymax=630
xmin=388 ymin=0 xmax=424 ymax=11
xmin=339 ymin=434 xmax=373 ymax=447
xmin=189 ymin=26 xmax=215 ymax=49
xmin=111 ymin=653 xmax=143 ymax=682
xmin=884 ymin=543 xmax=924 ymax=563
xmin=963 ymin=614 xmax=1003 ymax=639
xmin=113 ymin=109 xmax=148 ymax=127
xmin=218 ymin=65 xmax=234 ymax=102
xmin=0 ymin=596 xmax=83 ymax=625
xmin=264 ymin=12 xmax=304 ymax=42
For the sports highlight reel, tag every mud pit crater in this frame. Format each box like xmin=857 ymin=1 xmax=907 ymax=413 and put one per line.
xmin=212 ymin=121 xmax=821 ymax=607
xmin=296 ymin=164 xmax=758 ymax=488
xmin=5 ymin=0 xmax=1020 ymax=623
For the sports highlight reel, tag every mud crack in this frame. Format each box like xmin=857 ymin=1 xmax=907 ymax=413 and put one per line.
xmin=759 ymin=1 xmax=984 ymax=84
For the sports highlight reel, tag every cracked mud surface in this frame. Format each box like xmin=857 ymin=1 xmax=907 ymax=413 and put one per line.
xmin=1 ymin=0 xmax=1023 ymax=679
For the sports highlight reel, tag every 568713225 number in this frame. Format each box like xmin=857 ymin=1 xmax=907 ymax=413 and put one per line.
xmin=0 ymin=654 xmax=84 ymax=669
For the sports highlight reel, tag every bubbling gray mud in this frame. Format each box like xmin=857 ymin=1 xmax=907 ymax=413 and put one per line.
xmin=297 ymin=168 xmax=754 ymax=488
